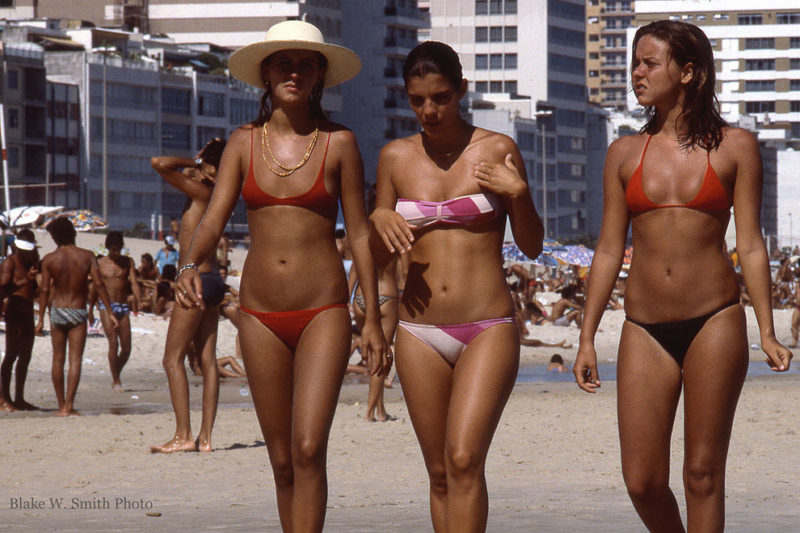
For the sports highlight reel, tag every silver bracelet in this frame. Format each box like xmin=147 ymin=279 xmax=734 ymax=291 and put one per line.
xmin=177 ymin=263 xmax=198 ymax=277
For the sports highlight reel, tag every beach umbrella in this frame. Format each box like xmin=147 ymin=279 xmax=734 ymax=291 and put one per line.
xmin=550 ymin=244 xmax=594 ymax=267
xmin=1 ymin=205 xmax=63 ymax=228
xmin=502 ymin=243 xmax=560 ymax=268
xmin=47 ymin=210 xmax=108 ymax=232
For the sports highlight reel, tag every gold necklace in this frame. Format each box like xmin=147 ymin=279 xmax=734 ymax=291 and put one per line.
xmin=422 ymin=128 xmax=473 ymax=158
xmin=261 ymin=121 xmax=319 ymax=177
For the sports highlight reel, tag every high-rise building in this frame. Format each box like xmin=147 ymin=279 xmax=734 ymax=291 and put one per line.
xmin=586 ymin=0 xmax=635 ymax=110
xmin=341 ymin=0 xmax=427 ymax=186
xmin=425 ymin=0 xmax=595 ymax=239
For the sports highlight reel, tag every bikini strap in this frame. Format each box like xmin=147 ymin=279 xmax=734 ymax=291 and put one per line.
xmin=637 ymin=134 xmax=652 ymax=166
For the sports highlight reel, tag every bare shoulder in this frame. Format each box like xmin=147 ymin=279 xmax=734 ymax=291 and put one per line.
xmin=474 ymin=128 xmax=517 ymax=155
xmin=720 ymin=127 xmax=759 ymax=154
xmin=607 ymin=133 xmax=643 ymax=159
xmin=227 ymin=125 xmax=252 ymax=149
xmin=377 ymin=135 xmax=413 ymax=164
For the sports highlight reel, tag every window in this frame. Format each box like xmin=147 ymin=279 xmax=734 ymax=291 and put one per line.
xmin=231 ymin=98 xmax=257 ymax=125
xmin=161 ymin=123 xmax=191 ymax=149
xmin=559 ymin=109 xmax=585 ymax=127
xmin=791 ymin=58 xmax=800 ymax=69
xmin=738 ymin=13 xmax=762 ymax=25
xmin=161 ymin=88 xmax=191 ymax=115
xmin=489 ymin=81 xmax=502 ymax=93
xmin=745 ymin=59 xmax=774 ymax=71
xmin=490 ymin=26 xmax=503 ymax=42
xmin=696 ymin=14 xmax=706 ymax=21
xmin=791 ymin=37 xmax=800 ymax=49
xmin=475 ymin=27 xmax=488 ymax=42
xmin=776 ymin=13 xmax=800 ymax=24
xmin=475 ymin=81 xmax=488 ymax=92
xmin=475 ymin=54 xmax=488 ymax=69
xmin=8 ymin=108 xmax=19 ymax=128
xmin=745 ymin=101 xmax=775 ymax=113
xmin=793 ymin=123 xmax=800 ymax=138
xmin=489 ymin=0 xmax=502 ymax=14
xmin=549 ymin=81 xmax=585 ymax=101
xmin=197 ymin=127 xmax=226 ymax=149
xmin=504 ymin=80 xmax=517 ymax=94
xmin=475 ymin=0 xmax=487 ymax=14
xmin=490 ymin=54 xmax=503 ymax=69
xmin=504 ymin=26 xmax=517 ymax=42
xmin=198 ymin=92 xmax=225 ymax=117
xmin=7 ymin=146 xmax=19 ymax=168
xmin=745 ymin=80 xmax=775 ymax=91
xmin=504 ymin=54 xmax=517 ymax=69
xmin=6 ymin=69 xmax=18 ymax=90
xmin=791 ymin=80 xmax=800 ymax=91
xmin=791 ymin=101 xmax=800 ymax=112
xmin=548 ymin=0 xmax=584 ymax=21
xmin=505 ymin=0 xmax=517 ymax=14
xmin=550 ymin=53 xmax=584 ymax=74
xmin=550 ymin=27 xmax=584 ymax=47
xmin=713 ymin=13 xmax=729 ymax=20
xmin=744 ymin=38 xmax=774 ymax=49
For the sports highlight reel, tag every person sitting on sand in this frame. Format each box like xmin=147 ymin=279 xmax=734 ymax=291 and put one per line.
xmin=37 ymin=217 xmax=118 ymax=416
xmin=547 ymin=353 xmax=569 ymax=373
xmin=93 ymin=231 xmax=141 ymax=391
xmin=550 ymin=283 xmax=583 ymax=327
xmin=154 ymin=264 xmax=177 ymax=317
xmin=137 ymin=253 xmax=159 ymax=313
xmin=154 ymin=235 xmax=179 ymax=275
xmin=150 ymin=137 xmax=227 ymax=453
xmin=0 ymin=229 xmax=40 ymax=411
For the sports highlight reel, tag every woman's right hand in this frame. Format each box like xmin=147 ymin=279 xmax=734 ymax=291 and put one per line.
xmin=573 ymin=342 xmax=602 ymax=393
xmin=369 ymin=207 xmax=416 ymax=255
xmin=175 ymin=268 xmax=204 ymax=309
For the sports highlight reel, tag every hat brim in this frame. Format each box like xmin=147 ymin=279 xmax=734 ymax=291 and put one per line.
xmin=229 ymin=40 xmax=361 ymax=89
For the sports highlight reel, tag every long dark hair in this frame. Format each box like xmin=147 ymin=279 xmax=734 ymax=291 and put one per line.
xmin=252 ymin=52 xmax=328 ymax=126
xmin=632 ymin=20 xmax=727 ymax=151
xmin=403 ymin=41 xmax=463 ymax=89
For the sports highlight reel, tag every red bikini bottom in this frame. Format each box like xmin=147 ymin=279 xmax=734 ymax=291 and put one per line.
xmin=239 ymin=303 xmax=348 ymax=350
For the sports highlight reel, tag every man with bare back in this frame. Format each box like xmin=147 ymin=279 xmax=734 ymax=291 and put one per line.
xmin=36 ymin=217 xmax=118 ymax=416
xmin=93 ymin=231 xmax=140 ymax=391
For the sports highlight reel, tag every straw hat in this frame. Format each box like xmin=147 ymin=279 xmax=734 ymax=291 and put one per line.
xmin=228 ymin=20 xmax=361 ymax=88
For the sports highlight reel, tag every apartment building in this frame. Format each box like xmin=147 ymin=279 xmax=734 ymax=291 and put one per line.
xmin=341 ymin=0 xmax=427 ymax=185
xmin=425 ymin=0 xmax=596 ymax=239
xmin=586 ymin=0 xmax=635 ymax=109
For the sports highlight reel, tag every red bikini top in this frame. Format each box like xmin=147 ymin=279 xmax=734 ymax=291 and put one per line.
xmin=625 ymin=135 xmax=731 ymax=213
xmin=241 ymin=127 xmax=338 ymax=217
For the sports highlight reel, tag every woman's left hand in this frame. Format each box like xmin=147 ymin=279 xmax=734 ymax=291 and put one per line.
xmin=474 ymin=154 xmax=529 ymax=199
xmin=761 ymin=336 xmax=792 ymax=372
xmin=361 ymin=318 xmax=391 ymax=376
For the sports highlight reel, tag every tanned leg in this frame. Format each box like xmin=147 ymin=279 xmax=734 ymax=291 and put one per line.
xmin=114 ymin=313 xmax=132 ymax=390
xmin=394 ymin=327 xmax=454 ymax=533
xmin=150 ymin=304 xmax=202 ymax=453
xmin=98 ymin=309 xmax=121 ymax=390
xmin=1 ymin=324 xmax=19 ymax=411
xmin=50 ymin=326 xmax=68 ymax=414
xmin=62 ymin=321 xmax=87 ymax=416
xmin=365 ymin=302 xmax=398 ymax=422
xmin=238 ymin=311 xmax=295 ymax=532
xmin=288 ymin=307 xmax=352 ymax=533
xmin=681 ymin=306 xmax=748 ymax=533
xmin=617 ymin=321 xmax=685 ymax=532
xmin=194 ymin=306 xmax=220 ymax=452
xmin=443 ymin=323 xmax=518 ymax=533
xmin=12 ymin=320 xmax=37 ymax=409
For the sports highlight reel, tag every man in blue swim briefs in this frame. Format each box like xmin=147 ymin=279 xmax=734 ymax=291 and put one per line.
xmin=93 ymin=231 xmax=140 ymax=392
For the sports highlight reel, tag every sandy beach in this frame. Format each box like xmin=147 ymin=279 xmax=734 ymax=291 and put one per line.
xmin=1 ymin=230 xmax=799 ymax=531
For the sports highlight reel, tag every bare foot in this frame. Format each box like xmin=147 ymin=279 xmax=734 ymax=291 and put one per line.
xmin=196 ymin=438 xmax=213 ymax=453
xmin=13 ymin=400 xmax=40 ymax=411
xmin=57 ymin=408 xmax=80 ymax=417
xmin=150 ymin=437 xmax=197 ymax=454
xmin=0 ymin=401 xmax=16 ymax=412
xmin=112 ymin=383 xmax=124 ymax=392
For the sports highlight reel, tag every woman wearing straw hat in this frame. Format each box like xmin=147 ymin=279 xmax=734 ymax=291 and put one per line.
xmin=174 ymin=20 xmax=388 ymax=531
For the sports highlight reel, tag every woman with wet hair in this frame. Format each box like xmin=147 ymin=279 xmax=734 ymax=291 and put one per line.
xmin=574 ymin=20 xmax=791 ymax=531
xmin=370 ymin=41 xmax=543 ymax=531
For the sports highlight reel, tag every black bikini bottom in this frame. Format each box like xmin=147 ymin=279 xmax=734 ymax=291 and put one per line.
xmin=625 ymin=298 xmax=740 ymax=367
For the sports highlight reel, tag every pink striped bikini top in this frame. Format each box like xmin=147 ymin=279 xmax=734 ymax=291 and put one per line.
xmin=395 ymin=192 xmax=502 ymax=228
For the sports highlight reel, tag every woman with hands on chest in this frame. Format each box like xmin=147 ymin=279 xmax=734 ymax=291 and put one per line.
xmin=369 ymin=41 xmax=543 ymax=533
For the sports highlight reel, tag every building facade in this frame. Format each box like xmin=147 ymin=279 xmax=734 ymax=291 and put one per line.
xmin=341 ymin=0 xmax=427 ymax=186
xmin=586 ymin=0 xmax=635 ymax=109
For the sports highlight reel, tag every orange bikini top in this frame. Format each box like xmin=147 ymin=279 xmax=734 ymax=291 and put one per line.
xmin=241 ymin=127 xmax=338 ymax=217
xmin=625 ymin=135 xmax=731 ymax=213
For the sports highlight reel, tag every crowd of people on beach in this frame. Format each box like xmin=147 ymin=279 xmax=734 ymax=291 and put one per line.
xmin=0 ymin=17 xmax=797 ymax=533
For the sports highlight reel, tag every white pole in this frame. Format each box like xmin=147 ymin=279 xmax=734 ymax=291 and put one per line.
xmin=541 ymin=120 xmax=547 ymax=239
xmin=0 ymin=103 xmax=11 ymax=217
xmin=102 ymin=48 xmax=108 ymax=223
